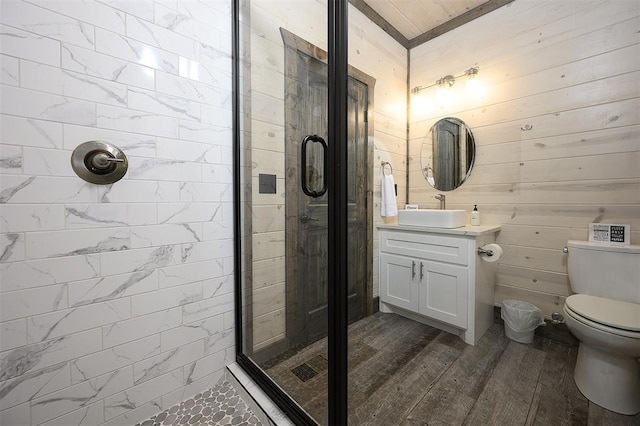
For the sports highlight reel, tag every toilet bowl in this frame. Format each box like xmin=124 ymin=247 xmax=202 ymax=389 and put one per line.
xmin=564 ymin=241 xmax=640 ymax=415
xmin=563 ymin=295 xmax=640 ymax=415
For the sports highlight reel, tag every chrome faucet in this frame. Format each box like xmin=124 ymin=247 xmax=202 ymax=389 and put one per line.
xmin=435 ymin=194 xmax=445 ymax=210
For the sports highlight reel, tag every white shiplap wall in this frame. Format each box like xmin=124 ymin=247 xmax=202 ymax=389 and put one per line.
xmin=409 ymin=0 xmax=640 ymax=315
xmin=0 ymin=1 xmax=234 ymax=425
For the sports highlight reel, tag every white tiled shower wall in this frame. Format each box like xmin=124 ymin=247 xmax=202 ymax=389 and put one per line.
xmin=0 ymin=1 xmax=234 ymax=424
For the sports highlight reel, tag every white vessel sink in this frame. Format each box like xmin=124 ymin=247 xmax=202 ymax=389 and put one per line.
xmin=398 ymin=209 xmax=466 ymax=228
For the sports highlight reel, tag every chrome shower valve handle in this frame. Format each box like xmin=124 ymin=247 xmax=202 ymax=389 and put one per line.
xmin=71 ymin=140 xmax=128 ymax=184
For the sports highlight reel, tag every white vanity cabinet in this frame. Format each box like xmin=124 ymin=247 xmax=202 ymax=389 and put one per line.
xmin=378 ymin=225 xmax=500 ymax=345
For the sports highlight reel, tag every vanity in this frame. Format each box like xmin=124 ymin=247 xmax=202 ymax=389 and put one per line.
xmin=378 ymin=224 xmax=501 ymax=345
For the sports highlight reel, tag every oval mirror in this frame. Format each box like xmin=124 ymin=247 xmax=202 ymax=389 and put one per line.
xmin=421 ymin=117 xmax=476 ymax=191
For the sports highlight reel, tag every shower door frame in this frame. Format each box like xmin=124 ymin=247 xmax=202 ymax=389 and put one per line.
xmin=233 ymin=0 xmax=352 ymax=424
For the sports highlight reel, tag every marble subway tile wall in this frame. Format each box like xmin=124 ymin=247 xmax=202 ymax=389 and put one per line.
xmin=0 ymin=1 xmax=234 ymax=425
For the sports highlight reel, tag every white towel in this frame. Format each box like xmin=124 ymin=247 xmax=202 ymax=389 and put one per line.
xmin=381 ymin=174 xmax=398 ymax=217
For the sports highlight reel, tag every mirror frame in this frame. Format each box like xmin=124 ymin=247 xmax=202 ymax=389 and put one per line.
xmin=421 ymin=117 xmax=476 ymax=191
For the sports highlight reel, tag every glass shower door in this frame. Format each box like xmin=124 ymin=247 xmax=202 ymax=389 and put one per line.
xmin=235 ymin=0 xmax=361 ymax=424
xmin=235 ymin=0 xmax=332 ymax=423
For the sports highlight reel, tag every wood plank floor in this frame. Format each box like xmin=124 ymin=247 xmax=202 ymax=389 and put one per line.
xmin=263 ymin=313 xmax=640 ymax=426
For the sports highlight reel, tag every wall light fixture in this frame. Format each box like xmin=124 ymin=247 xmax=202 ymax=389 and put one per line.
xmin=411 ymin=66 xmax=480 ymax=95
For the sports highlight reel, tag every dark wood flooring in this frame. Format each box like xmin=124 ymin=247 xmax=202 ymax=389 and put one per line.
xmin=263 ymin=313 xmax=640 ymax=425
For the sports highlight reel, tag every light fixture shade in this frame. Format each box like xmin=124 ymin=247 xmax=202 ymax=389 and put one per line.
xmin=465 ymin=75 xmax=485 ymax=97
xmin=436 ymin=84 xmax=456 ymax=107
xmin=437 ymin=75 xmax=455 ymax=88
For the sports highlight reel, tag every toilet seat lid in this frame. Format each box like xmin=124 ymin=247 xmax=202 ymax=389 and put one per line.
xmin=565 ymin=294 xmax=640 ymax=332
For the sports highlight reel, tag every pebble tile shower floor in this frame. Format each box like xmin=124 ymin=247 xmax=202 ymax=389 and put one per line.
xmin=136 ymin=381 xmax=264 ymax=426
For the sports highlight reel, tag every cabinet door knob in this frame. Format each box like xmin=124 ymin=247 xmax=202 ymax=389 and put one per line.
xmin=411 ymin=261 xmax=416 ymax=280
xmin=420 ymin=262 xmax=424 ymax=281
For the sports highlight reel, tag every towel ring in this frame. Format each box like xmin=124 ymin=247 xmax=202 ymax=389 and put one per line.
xmin=381 ymin=161 xmax=393 ymax=175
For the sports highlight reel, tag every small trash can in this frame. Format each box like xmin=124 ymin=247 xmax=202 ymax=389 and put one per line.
xmin=501 ymin=300 xmax=546 ymax=343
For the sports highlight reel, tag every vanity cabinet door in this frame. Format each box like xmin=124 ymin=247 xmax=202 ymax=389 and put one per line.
xmin=379 ymin=253 xmax=419 ymax=312
xmin=418 ymin=261 xmax=468 ymax=328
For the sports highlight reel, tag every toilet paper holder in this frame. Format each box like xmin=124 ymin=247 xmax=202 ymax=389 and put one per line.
xmin=477 ymin=247 xmax=494 ymax=257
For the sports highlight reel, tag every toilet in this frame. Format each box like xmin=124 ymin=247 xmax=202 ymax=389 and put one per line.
xmin=563 ymin=240 xmax=640 ymax=415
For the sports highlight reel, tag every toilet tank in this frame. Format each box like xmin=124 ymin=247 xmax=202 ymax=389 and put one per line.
xmin=567 ymin=240 xmax=640 ymax=304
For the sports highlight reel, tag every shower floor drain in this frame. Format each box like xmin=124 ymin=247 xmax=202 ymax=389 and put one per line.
xmin=291 ymin=362 xmax=318 ymax=382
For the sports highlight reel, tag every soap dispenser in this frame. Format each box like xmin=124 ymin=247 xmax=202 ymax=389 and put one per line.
xmin=471 ymin=205 xmax=480 ymax=226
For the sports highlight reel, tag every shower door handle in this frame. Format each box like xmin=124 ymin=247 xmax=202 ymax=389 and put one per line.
xmin=301 ymin=134 xmax=327 ymax=198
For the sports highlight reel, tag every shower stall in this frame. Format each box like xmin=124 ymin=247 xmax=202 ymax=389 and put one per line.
xmin=233 ymin=0 xmax=422 ymax=422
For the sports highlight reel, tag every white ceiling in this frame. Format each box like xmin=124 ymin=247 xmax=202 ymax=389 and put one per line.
xmin=364 ymin=0 xmax=487 ymax=40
